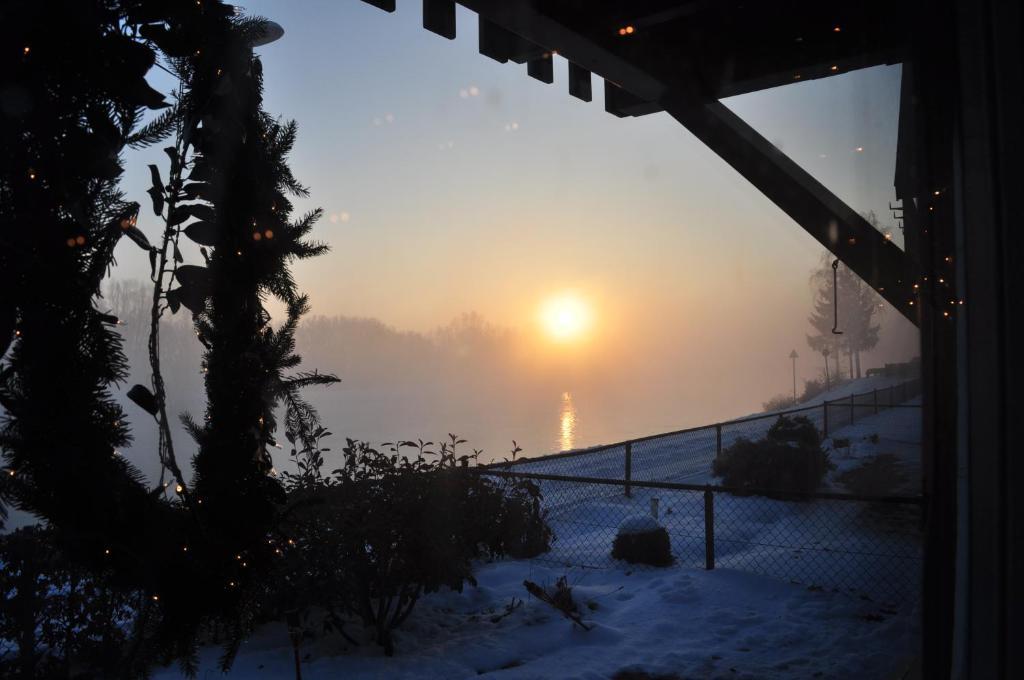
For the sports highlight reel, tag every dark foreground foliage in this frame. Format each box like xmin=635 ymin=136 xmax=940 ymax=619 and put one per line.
xmin=258 ymin=436 xmax=552 ymax=658
xmin=0 ymin=436 xmax=552 ymax=673
xmin=712 ymin=415 xmax=833 ymax=496
xmin=0 ymin=527 xmax=138 ymax=679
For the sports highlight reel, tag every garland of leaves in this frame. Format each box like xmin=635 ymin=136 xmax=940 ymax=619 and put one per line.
xmin=139 ymin=9 xmax=337 ymax=649
xmin=2 ymin=0 xmax=335 ymax=673
xmin=0 ymin=1 xmax=202 ymax=671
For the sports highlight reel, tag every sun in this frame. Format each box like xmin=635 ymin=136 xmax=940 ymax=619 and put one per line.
xmin=540 ymin=293 xmax=592 ymax=342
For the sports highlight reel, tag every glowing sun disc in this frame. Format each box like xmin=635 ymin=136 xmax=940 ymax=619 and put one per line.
xmin=540 ymin=293 xmax=592 ymax=342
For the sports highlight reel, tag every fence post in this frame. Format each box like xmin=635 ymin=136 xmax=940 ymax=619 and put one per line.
xmin=715 ymin=423 xmax=722 ymax=459
xmin=873 ymin=388 xmax=878 ymax=414
xmin=823 ymin=400 xmax=829 ymax=438
xmin=849 ymin=393 xmax=855 ymax=424
xmin=624 ymin=441 xmax=632 ymax=498
xmin=704 ymin=487 xmax=715 ymax=570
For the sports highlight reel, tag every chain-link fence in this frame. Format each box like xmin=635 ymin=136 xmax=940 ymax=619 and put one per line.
xmin=823 ymin=378 xmax=920 ymax=435
xmin=478 ymin=378 xmax=923 ymax=605
xmin=482 ymin=470 xmax=922 ymax=605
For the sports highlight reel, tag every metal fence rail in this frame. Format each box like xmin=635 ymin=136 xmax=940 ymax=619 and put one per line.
xmin=478 ymin=377 xmax=923 ymax=605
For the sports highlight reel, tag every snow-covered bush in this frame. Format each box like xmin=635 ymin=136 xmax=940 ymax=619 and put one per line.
xmin=713 ymin=414 xmax=833 ymax=496
xmin=611 ymin=516 xmax=673 ymax=566
xmin=766 ymin=414 xmax=821 ymax=449
xmin=267 ymin=436 xmax=551 ymax=656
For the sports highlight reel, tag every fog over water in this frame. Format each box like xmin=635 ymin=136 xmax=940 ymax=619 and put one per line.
xmin=101 ymin=277 xmax=916 ymax=486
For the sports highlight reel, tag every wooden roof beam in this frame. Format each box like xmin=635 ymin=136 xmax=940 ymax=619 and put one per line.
xmin=663 ymin=94 xmax=918 ymax=322
xmin=479 ymin=16 xmax=546 ymax=64
xmin=423 ymin=0 xmax=456 ymax=40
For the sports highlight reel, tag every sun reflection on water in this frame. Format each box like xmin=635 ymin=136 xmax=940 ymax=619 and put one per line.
xmin=559 ymin=391 xmax=577 ymax=452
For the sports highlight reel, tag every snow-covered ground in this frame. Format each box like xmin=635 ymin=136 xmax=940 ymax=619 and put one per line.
xmin=156 ymin=561 xmax=917 ymax=679
xmin=155 ymin=390 xmax=922 ymax=679
xmin=761 ymin=374 xmax=915 ymax=410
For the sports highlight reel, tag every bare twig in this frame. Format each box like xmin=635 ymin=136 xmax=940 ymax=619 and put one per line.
xmin=523 ymin=579 xmax=592 ymax=631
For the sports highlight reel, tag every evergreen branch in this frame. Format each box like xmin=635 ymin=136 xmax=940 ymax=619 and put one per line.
xmin=126 ymin=106 xmax=179 ymax=149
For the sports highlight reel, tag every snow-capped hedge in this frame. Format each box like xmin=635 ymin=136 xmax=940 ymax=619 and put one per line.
xmin=612 ymin=516 xmax=672 ymax=566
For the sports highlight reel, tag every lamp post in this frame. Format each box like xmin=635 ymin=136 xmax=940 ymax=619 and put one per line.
xmin=789 ymin=349 xmax=799 ymax=404
xmin=822 ymin=348 xmax=831 ymax=390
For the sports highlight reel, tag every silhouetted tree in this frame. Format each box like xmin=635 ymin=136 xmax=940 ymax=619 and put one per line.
xmin=807 ymin=250 xmax=883 ymax=380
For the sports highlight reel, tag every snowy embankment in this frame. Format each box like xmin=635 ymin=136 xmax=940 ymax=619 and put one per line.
xmin=760 ymin=374 xmax=913 ymax=411
xmin=156 ymin=562 xmax=916 ymax=680
xmin=507 ymin=376 xmax=920 ymax=488
xmin=156 ymin=401 xmax=921 ymax=679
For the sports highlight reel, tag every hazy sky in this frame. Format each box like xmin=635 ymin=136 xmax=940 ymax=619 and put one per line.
xmin=115 ymin=0 xmax=917 ymax=430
